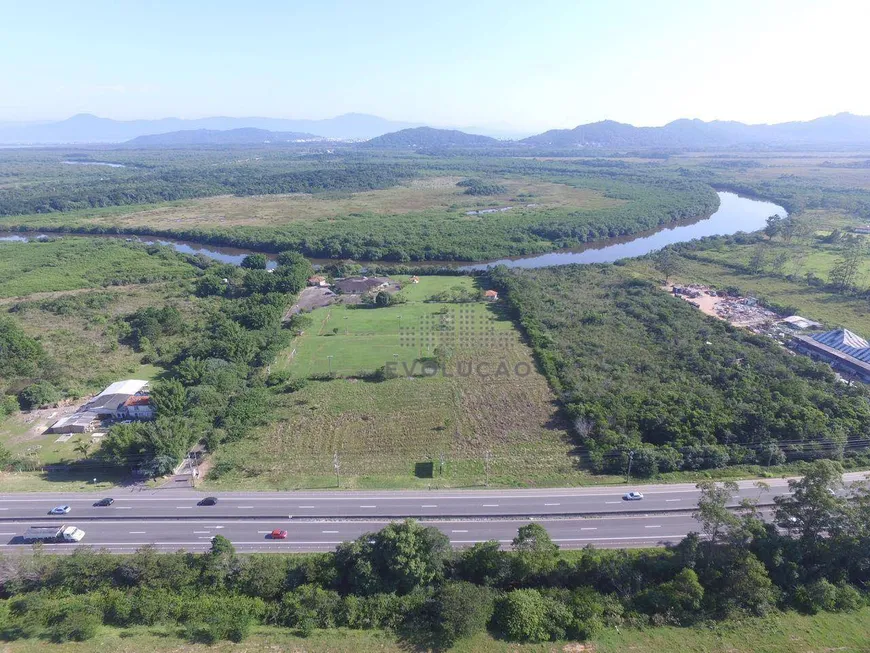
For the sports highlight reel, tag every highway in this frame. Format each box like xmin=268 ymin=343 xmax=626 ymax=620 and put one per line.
xmin=0 ymin=473 xmax=864 ymax=553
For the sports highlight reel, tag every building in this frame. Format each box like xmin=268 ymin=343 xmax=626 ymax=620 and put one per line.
xmin=791 ymin=328 xmax=870 ymax=383
xmin=484 ymin=290 xmax=499 ymax=301
xmin=307 ymin=275 xmax=329 ymax=287
xmin=334 ymin=276 xmax=390 ymax=294
xmin=116 ymin=395 xmax=154 ymax=420
xmin=852 ymin=225 xmax=870 ymax=234
xmin=781 ymin=315 xmax=822 ymax=330
xmin=47 ymin=379 xmax=151 ymax=434
xmin=410 ymin=276 xmax=420 ymax=284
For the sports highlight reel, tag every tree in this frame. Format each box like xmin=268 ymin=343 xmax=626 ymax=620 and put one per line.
xmin=493 ymin=589 xmax=567 ymax=642
xmin=764 ymin=214 xmax=784 ymax=239
xmin=149 ymin=379 xmax=187 ymax=418
xmin=456 ymin=540 xmax=511 ymax=587
xmin=748 ymin=245 xmax=767 ymax=274
xmin=511 ymin=523 xmax=559 ymax=580
xmin=73 ymin=440 xmax=91 ymax=459
xmin=829 ymin=241 xmax=864 ymax=292
xmin=652 ymin=249 xmax=681 ymax=284
xmin=774 ymin=460 xmax=846 ymax=543
xmin=636 ymin=568 xmax=704 ymax=624
xmin=19 ymin=381 xmax=61 ymax=409
xmin=240 ymin=253 xmax=268 ymax=270
xmin=431 ymin=581 xmax=495 ymax=646
xmin=374 ymin=290 xmax=391 ymax=307
xmin=694 ymin=481 xmax=740 ymax=547
xmin=0 ymin=316 xmax=46 ymax=378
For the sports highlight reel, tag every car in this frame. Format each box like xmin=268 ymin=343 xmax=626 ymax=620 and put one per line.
xmin=49 ymin=505 xmax=71 ymax=514
xmin=623 ymin=491 xmax=644 ymax=501
xmin=270 ymin=529 xmax=288 ymax=539
xmin=94 ymin=497 xmax=114 ymax=507
xmin=198 ymin=497 xmax=218 ymax=506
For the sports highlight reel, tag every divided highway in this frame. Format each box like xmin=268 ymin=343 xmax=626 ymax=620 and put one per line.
xmin=1 ymin=473 xmax=865 ymax=553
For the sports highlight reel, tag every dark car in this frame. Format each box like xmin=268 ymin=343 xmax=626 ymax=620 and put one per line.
xmin=198 ymin=497 xmax=219 ymax=506
xmin=94 ymin=497 xmax=114 ymax=507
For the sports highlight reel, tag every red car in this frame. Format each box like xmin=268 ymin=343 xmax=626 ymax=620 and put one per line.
xmin=270 ymin=529 xmax=288 ymax=539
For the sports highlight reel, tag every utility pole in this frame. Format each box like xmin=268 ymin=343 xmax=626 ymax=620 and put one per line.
xmin=327 ymin=355 xmax=334 ymax=375
xmin=626 ymin=450 xmax=635 ymax=484
xmin=333 ymin=451 xmax=341 ymax=488
xmin=439 ymin=452 xmax=445 ymax=477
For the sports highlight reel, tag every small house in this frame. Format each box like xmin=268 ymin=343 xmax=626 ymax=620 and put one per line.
xmin=116 ymin=395 xmax=155 ymax=420
xmin=308 ymin=275 xmax=329 ymax=287
xmin=484 ymin=290 xmax=499 ymax=301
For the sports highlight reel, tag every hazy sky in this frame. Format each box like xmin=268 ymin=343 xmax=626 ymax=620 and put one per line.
xmin=1 ymin=0 xmax=867 ymax=129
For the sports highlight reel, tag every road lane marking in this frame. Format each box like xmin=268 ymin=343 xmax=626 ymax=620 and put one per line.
xmin=257 ymin=531 xmax=271 ymax=534
xmin=645 ymin=525 xmax=662 ymax=528
xmin=544 ymin=503 xmax=561 ymax=506
xmin=482 ymin=504 xmax=499 ymax=507
xmin=193 ymin=531 xmax=210 ymax=534
xmin=176 ymin=506 xmax=192 ymax=509
xmin=452 ymin=529 xmax=468 ymax=533
xmin=665 ymin=499 xmax=681 ymax=502
xmin=421 ymin=505 xmax=438 ymax=508
xmin=198 ymin=536 xmax=213 ymax=539
xmin=359 ymin=505 xmax=377 ymax=508
xmin=237 ymin=506 xmax=254 ymax=509
xmin=605 ymin=501 xmax=621 ymax=504
xmin=116 ymin=506 xmax=132 ymax=510
xmin=580 ymin=527 xmax=597 ymax=531
xmin=298 ymin=506 xmax=315 ymax=509
xmin=129 ymin=531 xmax=146 ymax=534
xmin=322 ymin=530 xmax=339 ymax=534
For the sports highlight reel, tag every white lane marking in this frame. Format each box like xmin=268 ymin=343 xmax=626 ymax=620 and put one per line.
xmin=482 ymin=504 xmax=499 ymax=507
xmin=129 ymin=531 xmax=146 ymax=534
xmin=421 ymin=505 xmax=438 ymax=508
xmin=359 ymin=505 xmax=377 ymax=508
xmin=116 ymin=506 xmax=132 ymax=510
xmin=176 ymin=506 xmax=193 ymax=509
xmin=451 ymin=529 xmax=468 ymax=533
xmin=544 ymin=503 xmax=561 ymax=506
xmin=0 ymin=532 xmax=16 ymax=535
xmin=237 ymin=506 xmax=254 ymax=509
xmin=605 ymin=501 xmax=621 ymax=504
xmin=580 ymin=527 xmax=597 ymax=531
xmin=322 ymin=530 xmax=339 ymax=534
xmin=665 ymin=499 xmax=681 ymax=502
xmin=257 ymin=531 xmax=271 ymax=534
xmin=645 ymin=525 xmax=662 ymax=528
xmin=198 ymin=536 xmax=213 ymax=539
xmin=193 ymin=531 xmax=210 ymax=534
xmin=298 ymin=506 xmax=315 ymax=509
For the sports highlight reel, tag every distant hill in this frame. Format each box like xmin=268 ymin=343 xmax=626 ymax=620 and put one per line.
xmin=125 ymin=128 xmax=321 ymax=146
xmin=0 ymin=112 xmax=420 ymax=143
xmin=362 ymin=126 xmax=501 ymax=148
xmin=522 ymin=113 xmax=870 ymax=148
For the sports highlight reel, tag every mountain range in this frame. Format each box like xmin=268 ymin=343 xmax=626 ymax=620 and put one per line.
xmin=2 ymin=112 xmax=870 ymax=148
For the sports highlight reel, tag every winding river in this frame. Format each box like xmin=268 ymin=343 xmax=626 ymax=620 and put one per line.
xmin=0 ymin=192 xmax=785 ymax=270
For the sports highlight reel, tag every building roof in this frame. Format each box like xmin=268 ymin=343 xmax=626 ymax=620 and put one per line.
xmin=484 ymin=290 xmax=499 ymax=297
xmin=123 ymin=395 xmax=151 ymax=407
xmin=49 ymin=412 xmax=98 ymax=431
xmin=334 ymin=276 xmax=388 ymax=293
xmin=781 ymin=315 xmax=822 ymax=329
xmin=812 ymin=328 xmax=870 ymax=363
xmin=84 ymin=379 xmax=149 ymax=413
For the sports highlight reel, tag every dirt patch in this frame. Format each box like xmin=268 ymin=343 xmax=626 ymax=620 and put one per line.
xmin=665 ymin=284 xmax=779 ymax=328
xmin=286 ymin=287 xmax=338 ymax=317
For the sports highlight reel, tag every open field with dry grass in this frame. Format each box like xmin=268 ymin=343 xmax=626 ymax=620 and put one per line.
xmin=37 ymin=176 xmax=625 ymax=230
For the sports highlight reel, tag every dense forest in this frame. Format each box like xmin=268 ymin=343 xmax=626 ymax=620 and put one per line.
xmin=490 ymin=264 xmax=870 ymax=475
xmin=0 ymin=463 xmax=868 ymax=646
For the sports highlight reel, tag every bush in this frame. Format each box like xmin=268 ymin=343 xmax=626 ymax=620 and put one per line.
xmin=431 ymin=581 xmax=495 ymax=646
xmin=46 ymin=602 xmax=102 ymax=643
xmin=493 ymin=589 xmax=552 ymax=642
xmin=19 ymin=380 xmax=61 ymax=409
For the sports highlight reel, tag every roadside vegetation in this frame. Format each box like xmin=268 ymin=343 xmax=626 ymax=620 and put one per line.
xmin=2 ymin=463 xmax=869 ymax=650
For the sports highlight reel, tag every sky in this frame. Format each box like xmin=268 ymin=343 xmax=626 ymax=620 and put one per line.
xmin=1 ymin=0 xmax=867 ymax=130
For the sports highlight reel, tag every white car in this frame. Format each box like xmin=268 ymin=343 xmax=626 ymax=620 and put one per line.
xmin=49 ymin=505 xmax=71 ymax=515
xmin=623 ymin=491 xmax=644 ymax=501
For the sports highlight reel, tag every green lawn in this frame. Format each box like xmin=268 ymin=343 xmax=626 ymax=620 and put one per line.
xmin=5 ymin=609 xmax=870 ymax=652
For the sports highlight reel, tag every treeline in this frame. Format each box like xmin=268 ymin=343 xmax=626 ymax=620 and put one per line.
xmin=0 ymin=157 xmax=414 ymax=216
xmin=490 ymin=264 xmax=870 ymax=475
xmin=1 ymin=462 xmax=868 ymax=646
xmin=92 ymin=251 xmax=312 ymax=477
xmin=2 ymin=176 xmax=720 ymax=262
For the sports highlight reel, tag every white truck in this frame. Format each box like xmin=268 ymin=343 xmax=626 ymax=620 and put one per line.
xmin=23 ymin=525 xmax=86 ymax=543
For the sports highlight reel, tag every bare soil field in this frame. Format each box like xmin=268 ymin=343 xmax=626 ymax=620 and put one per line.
xmin=61 ymin=176 xmax=625 ymax=229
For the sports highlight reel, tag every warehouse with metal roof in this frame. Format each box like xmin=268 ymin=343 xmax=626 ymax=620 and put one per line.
xmin=791 ymin=328 xmax=870 ymax=382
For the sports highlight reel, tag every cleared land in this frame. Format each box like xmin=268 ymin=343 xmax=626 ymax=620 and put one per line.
xmin=208 ymin=276 xmax=576 ymax=489
xmin=15 ymin=176 xmax=625 ymax=230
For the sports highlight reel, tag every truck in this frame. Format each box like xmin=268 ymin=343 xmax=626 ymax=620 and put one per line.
xmin=22 ymin=525 xmax=86 ymax=543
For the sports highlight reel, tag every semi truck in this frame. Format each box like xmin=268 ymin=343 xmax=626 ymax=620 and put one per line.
xmin=22 ymin=525 xmax=86 ymax=543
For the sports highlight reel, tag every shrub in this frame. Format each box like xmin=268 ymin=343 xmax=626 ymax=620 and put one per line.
xmin=19 ymin=381 xmax=61 ymax=409
xmin=46 ymin=602 xmax=102 ymax=643
xmin=431 ymin=581 xmax=495 ymax=646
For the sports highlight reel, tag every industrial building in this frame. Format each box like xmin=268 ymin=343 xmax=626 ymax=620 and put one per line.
xmin=47 ymin=380 xmax=152 ymax=434
xmin=791 ymin=328 xmax=870 ymax=383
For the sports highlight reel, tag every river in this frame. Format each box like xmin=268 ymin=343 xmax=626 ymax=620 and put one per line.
xmin=0 ymin=192 xmax=785 ymax=270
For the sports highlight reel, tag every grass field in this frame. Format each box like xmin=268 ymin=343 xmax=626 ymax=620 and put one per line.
xmin=4 ymin=608 xmax=870 ymax=653
xmin=0 ymin=238 xmax=197 ymax=297
xmin=1 ymin=176 xmax=624 ymax=231
xmin=208 ymin=276 xmax=578 ymax=489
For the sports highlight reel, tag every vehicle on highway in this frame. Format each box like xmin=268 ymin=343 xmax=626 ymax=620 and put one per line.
xmin=94 ymin=497 xmax=114 ymax=507
xmin=623 ymin=491 xmax=644 ymax=501
xmin=198 ymin=496 xmax=218 ymax=506
xmin=48 ymin=505 xmax=71 ymax=514
xmin=270 ymin=529 xmax=288 ymax=539
xmin=23 ymin=525 xmax=85 ymax=543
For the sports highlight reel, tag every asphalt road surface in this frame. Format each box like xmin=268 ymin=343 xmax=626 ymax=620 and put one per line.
xmin=0 ymin=473 xmax=864 ymax=554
